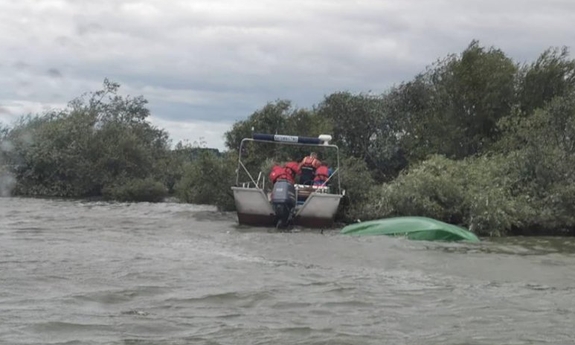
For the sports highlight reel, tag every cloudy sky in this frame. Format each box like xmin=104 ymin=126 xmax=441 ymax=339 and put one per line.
xmin=0 ymin=0 xmax=574 ymax=150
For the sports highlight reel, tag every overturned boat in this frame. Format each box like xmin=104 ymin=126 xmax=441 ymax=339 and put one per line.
xmin=341 ymin=216 xmax=480 ymax=242
xmin=231 ymin=133 xmax=345 ymax=229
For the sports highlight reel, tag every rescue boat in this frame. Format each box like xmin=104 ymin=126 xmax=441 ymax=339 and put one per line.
xmin=231 ymin=133 xmax=345 ymax=229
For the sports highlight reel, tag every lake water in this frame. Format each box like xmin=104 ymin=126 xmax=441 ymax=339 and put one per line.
xmin=1 ymin=197 xmax=575 ymax=344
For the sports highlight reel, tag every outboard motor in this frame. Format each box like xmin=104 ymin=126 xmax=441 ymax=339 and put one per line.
xmin=271 ymin=179 xmax=296 ymax=228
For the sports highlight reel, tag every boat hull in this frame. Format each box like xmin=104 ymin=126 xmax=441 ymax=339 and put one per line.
xmin=232 ymin=186 xmax=342 ymax=228
xmin=340 ymin=216 xmax=480 ymax=242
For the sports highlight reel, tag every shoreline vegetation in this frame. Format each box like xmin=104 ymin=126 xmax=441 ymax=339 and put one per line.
xmin=2 ymin=40 xmax=575 ymax=237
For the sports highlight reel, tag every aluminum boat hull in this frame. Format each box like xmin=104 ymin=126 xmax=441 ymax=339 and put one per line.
xmin=232 ymin=186 xmax=342 ymax=228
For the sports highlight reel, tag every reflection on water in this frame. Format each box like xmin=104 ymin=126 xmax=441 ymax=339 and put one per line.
xmin=1 ymin=197 xmax=575 ymax=345
xmin=485 ymin=236 xmax=575 ymax=255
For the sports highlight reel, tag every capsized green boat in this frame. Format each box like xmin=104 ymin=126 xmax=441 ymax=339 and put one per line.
xmin=340 ymin=216 xmax=480 ymax=242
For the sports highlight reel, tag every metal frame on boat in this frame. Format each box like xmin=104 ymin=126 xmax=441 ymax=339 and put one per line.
xmin=231 ymin=133 xmax=345 ymax=228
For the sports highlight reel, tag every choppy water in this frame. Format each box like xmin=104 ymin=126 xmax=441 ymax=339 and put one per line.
xmin=1 ymin=197 xmax=575 ymax=345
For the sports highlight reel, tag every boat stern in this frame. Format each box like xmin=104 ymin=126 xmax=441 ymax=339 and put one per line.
xmin=231 ymin=186 xmax=276 ymax=227
xmin=294 ymin=192 xmax=342 ymax=228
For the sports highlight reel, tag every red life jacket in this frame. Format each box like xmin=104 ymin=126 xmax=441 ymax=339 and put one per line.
xmin=284 ymin=161 xmax=300 ymax=177
xmin=283 ymin=169 xmax=295 ymax=184
xmin=314 ymin=165 xmax=329 ymax=181
xmin=281 ymin=162 xmax=299 ymax=184
xmin=300 ymin=156 xmax=320 ymax=169
xmin=269 ymin=165 xmax=288 ymax=184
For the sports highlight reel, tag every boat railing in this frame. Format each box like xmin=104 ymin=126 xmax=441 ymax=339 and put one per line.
xmin=237 ymin=165 xmax=267 ymax=190
xmin=255 ymin=171 xmax=266 ymax=190
xmin=235 ymin=133 xmax=342 ymax=194
xmin=317 ymin=167 xmax=339 ymax=188
xmin=256 ymin=171 xmax=262 ymax=186
xmin=236 ymin=160 xmax=259 ymax=188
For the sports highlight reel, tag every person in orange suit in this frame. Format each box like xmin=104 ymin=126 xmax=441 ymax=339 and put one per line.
xmin=313 ymin=164 xmax=330 ymax=186
xmin=269 ymin=164 xmax=288 ymax=184
xmin=284 ymin=161 xmax=300 ymax=184
xmin=299 ymin=152 xmax=321 ymax=185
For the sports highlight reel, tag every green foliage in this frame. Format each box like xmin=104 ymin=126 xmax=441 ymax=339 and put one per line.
xmin=495 ymin=95 xmax=575 ymax=233
xmin=389 ymin=40 xmax=518 ymax=161
xmin=3 ymin=40 xmax=575 ymax=237
xmin=174 ymin=150 xmax=236 ymax=211
xmin=360 ymin=154 xmax=526 ymax=236
xmin=215 ymin=40 xmax=575 ymax=236
xmin=222 ymin=100 xmax=340 ymax=187
xmin=224 ymin=100 xmax=292 ymax=152
xmin=517 ymin=47 xmax=575 ymax=115
xmin=156 ymin=138 xmax=221 ymax=194
xmin=316 ymin=92 xmax=407 ymax=182
xmin=336 ymin=156 xmax=375 ymax=221
xmin=316 ymin=92 xmax=384 ymax=159
xmin=2 ymin=79 xmax=170 ymax=198
xmin=102 ymin=178 xmax=168 ymax=202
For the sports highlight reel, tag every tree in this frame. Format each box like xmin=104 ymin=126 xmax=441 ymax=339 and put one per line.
xmin=517 ymin=46 xmax=575 ymax=115
xmin=3 ymin=79 xmax=171 ymax=199
xmin=383 ymin=40 xmax=517 ymax=160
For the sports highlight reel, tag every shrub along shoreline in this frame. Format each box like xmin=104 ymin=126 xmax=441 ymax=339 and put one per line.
xmin=2 ymin=40 xmax=575 ymax=237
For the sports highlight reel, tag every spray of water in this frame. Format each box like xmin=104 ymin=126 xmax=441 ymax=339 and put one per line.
xmin=0 ymin=169 xmax=16 ymax=197
xmin=0 ymin=139 xmax=16 ymax=197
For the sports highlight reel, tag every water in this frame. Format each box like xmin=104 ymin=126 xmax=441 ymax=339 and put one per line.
xmin=1 ymin=197 xmax=575 ymax=345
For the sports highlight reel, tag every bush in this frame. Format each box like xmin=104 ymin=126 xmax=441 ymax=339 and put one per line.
xmin=335 ymin=156 xmax=375 ymax=222
xmin=102 ymin=178 xmax=167 ymax=202
xmin=174 ymin=151 xmax=236 ymax=211
xmin=358 ymin=154 xmax=529 ymax=236
xmin=1 ymin=80 xmax=171 ymax=199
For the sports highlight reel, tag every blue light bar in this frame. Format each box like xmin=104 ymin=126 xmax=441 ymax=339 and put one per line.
xmin=252 ymin=133 xmax=322 ymax=145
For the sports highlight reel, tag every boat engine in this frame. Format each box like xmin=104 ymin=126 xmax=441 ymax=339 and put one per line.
xmin=271 ymin=179 xmax=296 ymax=228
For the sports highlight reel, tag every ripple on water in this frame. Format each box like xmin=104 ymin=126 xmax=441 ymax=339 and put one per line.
xmin=163 ymin=290 xmax=274 ymax=310
xmin=65 ymin=285 xmax=171 ymax=307
xmin=3 ymin=197 xmax=575 ymax=344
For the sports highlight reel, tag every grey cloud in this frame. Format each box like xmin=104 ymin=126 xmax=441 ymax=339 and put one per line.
xmin=1 ymin=0 xmax=574 ymax=147
xmin=47 ymin=68 xmax=63 ymax=78
xmin=0 ymin=107 xmax=11 ymax=115
xmin=150 ymin=101 xmax=249 ymax=123
xmin=13 ymin=61 xmax=30 ymax=70
xmin=75 ymin=22 xmax=104 ymax=36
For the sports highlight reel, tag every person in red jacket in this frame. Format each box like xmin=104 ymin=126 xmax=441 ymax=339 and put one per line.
xmin=299 ymin=152 xmax=321 ymax=185
xmin=313 ymin=164 xmax=330 ymax=186
xmin=269 ymin=164 xmax=288 ymax=184
xmin=284 ymin=161 xmax=300 ymax=184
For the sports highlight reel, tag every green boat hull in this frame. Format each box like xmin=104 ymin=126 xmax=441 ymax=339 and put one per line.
xmin=340 ymin=216 xmax=480 ymax=242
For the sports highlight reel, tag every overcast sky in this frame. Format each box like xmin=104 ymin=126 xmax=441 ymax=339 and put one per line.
xmin=1 ymin=0 xmax=574 ymax=150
